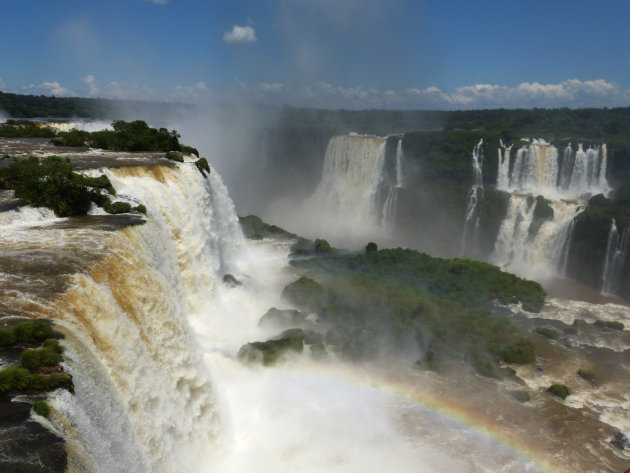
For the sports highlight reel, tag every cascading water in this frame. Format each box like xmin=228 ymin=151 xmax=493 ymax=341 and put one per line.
xmin=3 ymin=149 xmax=629 ymax=473
xmin=382 ymin=138 xmax=404 ymax=225
xmin=601 ymin=218 xmax=630 ymax=295
xmin=492 ymin=196 xmax=582 ymax=279
xmin=498 ymin=139 xmax=609 ymax=199
xmin=311 ymin=134 xmax=386 ymax=223
xmin=462 ymin=139 xmax=484 ymax=255
xmin=46 ymin=164 xmax=245 ymax=473
xmin=497 ymin=139 xmax=512 ymax=190
xmin=492 ymin=138 xmax=608 ymax=280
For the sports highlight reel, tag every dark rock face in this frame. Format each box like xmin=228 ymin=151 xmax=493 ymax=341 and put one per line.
xmin=611 ymin=432 xmax=629 ymax=450
xmin=0 ymin=400 xmax=67 ymax=473
xmin=222 ymin=274 xmax=242 ymax=287
xmin=258 ymin=308 xmax=305 ymax=328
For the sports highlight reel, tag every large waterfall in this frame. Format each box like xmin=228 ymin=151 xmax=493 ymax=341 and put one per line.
xmin=491 ymin=139 xmax=609 ymax=280
xmin=311 ymin=134 xmax=386 ymax=224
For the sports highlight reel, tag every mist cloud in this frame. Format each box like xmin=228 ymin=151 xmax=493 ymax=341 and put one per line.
xmin=223 ymin=25 xmax=258 ymax=44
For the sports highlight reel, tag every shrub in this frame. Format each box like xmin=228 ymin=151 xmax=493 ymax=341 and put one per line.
xmin=534 ymin=327 xmax=559 ymax=339
xmin=547 ymin=384 xmax=570 ymax=399
xmin=20 ymin=346 xmax=62 ymax=370
xmin=134 ymin=204 xmax=147 ymax=214
xmin=0 ymin=367 xmax=30 ymax=393
xmin=165 ymin=151 xmax=184 ymax=162
xmin=32 ymin=400 xmax=50 ymax=418
xmin=181 ymin=145 xmax=199 ymax=157
xmin=365 ymin=242 xmax=378 ymax=254
xmin=0 ymin=327 xmax=16 ymax=346
xmin=499 ymin=340 xmax=535 ymax=364
xmin=8 ymin=321 xmax=52 ymax=345
xmin=594 ymin=320 xmax=624 ymax=331
xmin=577 ymin=369 xmax=596 ymax=383
xmin=0 ymin=156 xmax=93 ymax=216
xmin=103 ymin=200 xmax=131 ymax=214
xmin=195 ymin=157 xmax=210 ymax=177
xmin=510 ymin=390 xmax=531 ymax=403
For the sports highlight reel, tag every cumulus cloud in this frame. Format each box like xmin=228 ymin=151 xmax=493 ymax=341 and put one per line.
xmin=223 ymin=25 xmax=258 ymax=44
xmin=232 ymin=78 xmax=630 ymax=110
xmin=21 ymin=81 xmax=76 ymax=97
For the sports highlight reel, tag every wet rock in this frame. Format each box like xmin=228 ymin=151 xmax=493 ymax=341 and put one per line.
xmin=0 ymin=400 xmax=66 ymax=473
xmin=258 ymin=308 xmax=305 ymax=328
xmin=611 ymin=431 xmax=629 ymax=450
xmin=238 ymin=331 xmax=305 ymax=365
xmin=222 ymin=274 xmax=241 ymax=287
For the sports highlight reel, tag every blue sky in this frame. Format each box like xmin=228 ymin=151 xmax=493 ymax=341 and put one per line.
xmin=1 ymin=0 xmax=629 ymax=109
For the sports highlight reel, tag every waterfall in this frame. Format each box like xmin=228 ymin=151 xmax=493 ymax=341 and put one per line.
xmin=38 ymin=164 xmax=245 ymax=472
xmin=498 ymin=139 xmax=609 ymax=199
xmin=462 ymin=139 xmax=483 ymax=254
xmin=497 ymin=139 xmax=512 ymax=191
xmin=493 ymin=138 xmax=609 ymax=280
xmin=491 ymin=195 xmax=582 ymax=280
xmin=382 ymin=139 xmax=404 ymax=225
xmin=601 ymin=219 xmax=630 ymax=294
xmin=300 ymin=134 xmax=388 ymax=242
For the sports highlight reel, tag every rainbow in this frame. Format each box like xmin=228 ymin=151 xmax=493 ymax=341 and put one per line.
xmin=281 ymin=360 xmax=559 ymax=473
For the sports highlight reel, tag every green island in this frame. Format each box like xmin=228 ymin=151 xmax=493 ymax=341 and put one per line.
xmin=237 ymin=217 xmax=547 ymax=378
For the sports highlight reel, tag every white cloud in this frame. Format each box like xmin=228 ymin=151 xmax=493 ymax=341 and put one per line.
xmin=21 ymin=81 xmax=76 ymax=97
xmin=223 ymin=25 xmax=258 ymax=44
xmin=142 ymin=0 xmax=168 ymax=4
xmin=0 ymin=78 xmax=6 ymax=91
xmin=231 ymin=78 xmax=630 ymax=110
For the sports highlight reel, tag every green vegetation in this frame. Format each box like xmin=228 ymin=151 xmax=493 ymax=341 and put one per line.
xmin=165 ymin=151 xmax=184 ymax=162
xmin=365 ymin=242 xmax=378 ymax=254
xmin=20 ymin=340 xmax=63 ymax=371
xmin=547 ymin=384 xmax=570 ymax=400
xmin=0 ymin=156 xmax=94 ymax=216
xmin=577 ymin=369 xmax=597 ymax=384
xmin=0 ymin=325 xmax=72 ymax=396
xmin=594 ymin=320 xmax=625 ymax=331
xmin=239 ymin=215 xmax=296 ymax=240
xmin=509 ymin=390 xmax=531 ymax=403
xmin=32 ymin=400 xmax=50 ymax=418
xmin=238 ymin=330 xmax=305 ymax=365
xmin=50 ymin=128 xmax=90 ymax=147
xmin=0 ymin=156 xmax=147 ymax=217
xmin=0 ymin=321 xmax=52 ymax=346
xmin=134 ymin=204 xmax=147 ymax=214
xmin=284 ymin=248 xmax=545 ymax=375
xmin=534 ymin=327 xmax=560 ymax=339
xmin=498 ymin=340 xmax=535 ymax=364
xmin=195 ymin=157 xmax=210 ymax=177
xmin=290 ymin=237 xmax=334 ymax=256
xmin=89 ymin=120 xmax=182 ymax=152
xmin=0 ymin=119 xmax=56 ymax=138
xmin=103 ymin=200 xmax=132 ymax=214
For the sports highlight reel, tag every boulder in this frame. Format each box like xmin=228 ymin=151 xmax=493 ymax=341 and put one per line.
xmin=258 ymin=308 xmax=305 ymax=328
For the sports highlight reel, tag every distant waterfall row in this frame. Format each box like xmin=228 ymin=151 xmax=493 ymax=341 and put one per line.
xmin=497 ymin=139 xmax=609 ymax=199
